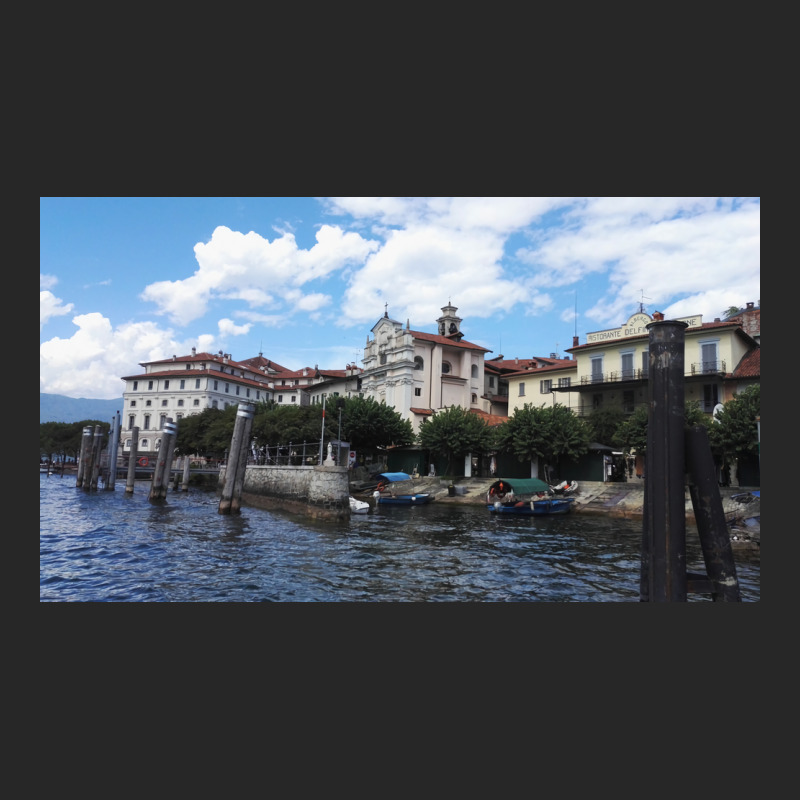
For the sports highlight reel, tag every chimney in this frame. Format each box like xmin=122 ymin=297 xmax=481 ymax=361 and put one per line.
xmin=746 ymin=302 xmax=754 ymax=310
xmin=573 ymin=336 xmax=579 ymax=347
xmin=191 ymin=347 xmax=196 ymax=356
xmin=653 ymin=311 xmax=664 ymax=321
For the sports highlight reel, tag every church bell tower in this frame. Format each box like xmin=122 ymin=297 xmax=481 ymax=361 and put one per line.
xmin=437 ymin=302 xmax=463 ymax=342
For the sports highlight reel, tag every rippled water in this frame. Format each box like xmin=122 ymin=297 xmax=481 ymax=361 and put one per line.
xmin=40 ymin=474 xmax=760 ymax=602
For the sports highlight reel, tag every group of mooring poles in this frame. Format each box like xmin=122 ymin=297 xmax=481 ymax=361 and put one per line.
xmin=641 ymin=320 xmax=741 ymax=602
xmin=218 ymin=403 xmax=255 ymax=514
xmin=75 ymin=414 xmax=192 ymax=500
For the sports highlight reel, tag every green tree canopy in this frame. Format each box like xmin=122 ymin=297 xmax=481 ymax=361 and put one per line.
xmin=585 ymin=406 xmax=626 ymax=446
xmin=613 ymin=399 xmax=715 ymax=455
xmin=417 ymin=406 xmax=495 ymax=475
xmin=339 ymin=396 xmax=415 ymax=452
xmin=40 ymin=420 xmax=111 ymax=462
xmin=496 ymin=403 xmax=591 ymax=467
xmin=707 ymin=385 xmax=760 ymax=464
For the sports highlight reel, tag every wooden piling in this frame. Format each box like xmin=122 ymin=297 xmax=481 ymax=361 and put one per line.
xmin=181 ymin=456 xmax=191 ymax=491
xmin=685 ymin=425 xmax=741 ymax=602
xmin=219 ymin=403 xmax=254 ymax=514
xmin=640 ymin=320 xmax=689 ymax=602
xmin=161 ymin=423 xmax=179 ymax=496
xmin=148 ymin=419 xmax=176 ymax=502
xmin=76 ymin=426 xmax=93 ymax=488
xmin=88 ymin=426 xmax=103 ymax=492
xmin=125 ymin=427 xmax=139 ymax=493
xmin=106 ymin=412 xmax=120 ymax=490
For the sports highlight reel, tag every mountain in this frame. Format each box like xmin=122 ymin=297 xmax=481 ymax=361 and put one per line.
xmin=40 ymin=393 xmax=124 ymax=424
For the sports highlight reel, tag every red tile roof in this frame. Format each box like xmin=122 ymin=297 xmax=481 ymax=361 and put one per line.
xmin=733 ymin=347 xmax=760 ymax=378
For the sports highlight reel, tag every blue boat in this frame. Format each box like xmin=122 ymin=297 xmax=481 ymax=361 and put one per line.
xmin=378 ymin=493 xmax=433 ymax=506
xmin=486 ymin=477 xmax=576 ymax=516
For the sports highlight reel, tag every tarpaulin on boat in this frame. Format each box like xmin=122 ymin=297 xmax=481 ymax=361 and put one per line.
xmin=378 ymin=472 xmax=412 ymax=482
xmin=489 ymin=477 xmax=550 ymax=495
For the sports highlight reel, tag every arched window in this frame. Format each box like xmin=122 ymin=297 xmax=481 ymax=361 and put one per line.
xmin=471 ymin=364 xmax=478 ymax=378
xmin=471 ymin=394 xmax=477 ymax=404
xmin=414 ymin=356 xmax=424 ymax=370
xmin=441 ymin=361 xmax=451 ymax=374
xmin=140 ymin=439 xmax=149 ymax=450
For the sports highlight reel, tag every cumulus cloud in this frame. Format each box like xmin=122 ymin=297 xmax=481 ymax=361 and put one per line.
xmin=40 ymin=290 xmax=74 ymax=327
xmin=40 ymin=313 xmax=190 ymax=399
xmin=139 ymin=224 xmax=379 ymax=326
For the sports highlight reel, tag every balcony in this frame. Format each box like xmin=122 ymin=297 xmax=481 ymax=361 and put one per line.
xmin=690 ymin=360 xmax=726 ymax=376
xmin=579 ymin=369 xmax=647 ymax=385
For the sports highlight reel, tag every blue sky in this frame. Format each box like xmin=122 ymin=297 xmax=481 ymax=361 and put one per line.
xmin=40 ymin=197 xmax=760 ymax=399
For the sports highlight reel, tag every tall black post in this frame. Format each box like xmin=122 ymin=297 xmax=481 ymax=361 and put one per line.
xmin=219 ymin=403 xmax=254 ymax=514
xmin=640 ymin=320 xmax=689 ymax=602
xmin=685 ymin=424 xmax=741 ymax=601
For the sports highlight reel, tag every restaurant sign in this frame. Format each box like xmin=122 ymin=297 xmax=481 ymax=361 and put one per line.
xmin=586 ymin=312 xmax=702 ymax=344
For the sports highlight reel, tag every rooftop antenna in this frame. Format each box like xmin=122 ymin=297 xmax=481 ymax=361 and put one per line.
xmin=639 ymin=289 xmax=651 ymax=314
xmin=574 ymin=289 xmax=578 ymax=338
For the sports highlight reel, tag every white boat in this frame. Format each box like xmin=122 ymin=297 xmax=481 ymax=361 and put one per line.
xmin=349 ymin=496 xmax=370 ymax=514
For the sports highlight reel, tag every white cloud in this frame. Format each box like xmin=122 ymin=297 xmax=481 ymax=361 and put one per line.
xmin=40 ymin=313 xmax=190 ymax=399
xmin=140 ymin=224 xmax=379 ymax=326
xmin=40 ymin=290 xmax=74 ymax=327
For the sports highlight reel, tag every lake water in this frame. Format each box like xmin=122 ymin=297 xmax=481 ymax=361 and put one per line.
xmin=39 ymin=473 xmax=760 ymax=602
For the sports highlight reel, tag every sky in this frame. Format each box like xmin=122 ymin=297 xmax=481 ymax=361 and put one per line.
xmin=40 ymin=197 xmax=760 ymax=400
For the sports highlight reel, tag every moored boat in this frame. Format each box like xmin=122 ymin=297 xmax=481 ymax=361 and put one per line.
xmin=486 ymin=477 xmax=576 ymax=516
xmin=376 ymin=493 xmax=432 ymax=506
xmin=349 ymin=496 xmax=370 ymax=514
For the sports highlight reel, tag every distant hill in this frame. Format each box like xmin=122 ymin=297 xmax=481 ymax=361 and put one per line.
xmin=40 ymin=394 xmax=124 ymax=424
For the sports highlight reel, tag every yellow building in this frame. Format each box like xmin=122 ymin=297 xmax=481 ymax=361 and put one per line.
xmin=555 ymin=306 xmax=760 ymax=417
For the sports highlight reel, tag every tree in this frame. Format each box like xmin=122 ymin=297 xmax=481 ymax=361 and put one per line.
xmin=339 ymin=396 xmax=415 ymax=452
xmin=496 ymin=403 xmax=591 ymax=471
xmin=417 ymin=406 xmax=494 ymax=476
xmin=585 ymin=407 xmax=625 ymax=446
xmin=613 ymin=399 xmax=714 ymax=455
xmin=174 ymin=406 xmax=237 ymax=460
xmin=40 ymin=420 xmax=110 ymax=463
xmin=707 ymin=385 xmax=760 ymax=476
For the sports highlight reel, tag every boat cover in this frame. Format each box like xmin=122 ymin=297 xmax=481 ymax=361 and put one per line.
xmin=489 ymin=477 xmax=550 ymax=495
xmin=378 ymin=472 xmax=412 ymax=482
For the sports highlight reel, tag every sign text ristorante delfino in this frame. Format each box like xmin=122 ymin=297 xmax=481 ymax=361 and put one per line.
xmin=586 ymin=312 xmax=703 ymax=344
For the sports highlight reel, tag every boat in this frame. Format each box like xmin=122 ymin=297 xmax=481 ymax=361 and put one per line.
xmin=376 ymin=492 xmax=433 ymax=505
xmin=349 ymin=496 xmax=370 ymax=514
xmin=489 ymin=496 xmax=575 ymax=515
xmin=551 ymin=479 xmax=579 ymax=495
xmin=486 ymin=477 xmax=576 ymax=516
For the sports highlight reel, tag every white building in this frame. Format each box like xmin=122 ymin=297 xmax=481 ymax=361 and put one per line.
xmin=360 ymin=303 xmax=491 ymax=433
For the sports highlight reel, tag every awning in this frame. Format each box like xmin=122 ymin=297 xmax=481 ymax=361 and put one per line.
xmin=489 ymin=477 xmax=550 ymax=495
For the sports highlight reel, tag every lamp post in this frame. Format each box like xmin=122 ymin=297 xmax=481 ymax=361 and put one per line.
xmin=319 ymin=394 xmax=326 ymax=464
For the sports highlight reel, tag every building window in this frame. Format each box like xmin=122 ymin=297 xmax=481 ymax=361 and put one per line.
xmin=703 ymin=384 xmax=719 ymax=412
xmin=180 ymin=379 xmax=185 ymax=389
xmin=471 ymin=393 xmax=477 ymax=403
xmin=125 ymin=439 xmax=132 ymax=449
xmin=623 ymin=390 xmax=635 ymax=413
xmin=161 ymin=399 xmax=168 ymax=406
xmin=489 ymin=376 xmax=495 ymax=388
xmin=225 ymin=383 xmax=230 ymax=393
xmin=558 ymin=377 xmax=571 ymax=388
xmin=212 ymin=400 xmax=218 ymax=409
xmin=519 ymin=382 xmax=525 ymax=396
xmin=133 ymin=381 xmax=138 ymax=391
xmin=236 ymin=386 xmax=240 ymax=395
xmin=621 ymin=351 xmax=634 ymax=380
xmin=155 ymin=439 xmax=161 ymax=450
xmin=195 ymin=379 xmax=200 ymax=389
xmin=701 ymin=341 xmax=719 ymax=373
xmin=291 ymin=396 xmax=296 ymax=403
xmin=176 ymin=413 xmax=183 ymax=421
xmin=160 ymin=414 xmax=167 ymax=429
xmin=130 ymin=400 xmax=136 ymax=407
xmin=144 ymin=415 xmax=151 ymax=430
xmin=128 ymin=415 xmax=135 ymax=429
xmin=178 ymin=399 xmax=184 ymax=406
xmin=146 ymin=400 xmax=152 ymax=407
xmin=414 ymin=356 xmax=424 ymax=370
xmin=164 ymin=380 xmax=170 ymax=389
xmin=193 ymin=399 xmax=199 ymax=406
xmin=214 ymin=380 xmax=218 ymax=390
xmin=246 ymin=388 xmax=250 ymax=397
xmin=540 ymin=380 xmax=552 ymax=394
xmin=140 ymin=439 xmax=149 ymax=449
xmin=591 ymin=357 xmax=604 ymax=383
xmin=471 ymin=365 xmax=478 ymax=379
xmin=415 ymin=387 xmax=422 ymax=396
xmin=642 ymin=350 xmax=649 ymax=374
xmin=278 ymin=395 xmax=283 ymax=402
xmin=148 ymin=380 xmax=154 ymax=390
xmin=442 ymin=362 xmax=451 ymax=374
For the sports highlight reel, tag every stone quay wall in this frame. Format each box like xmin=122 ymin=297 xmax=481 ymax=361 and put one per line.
xmin=218 ymin=464 xmax=350 ymax=520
